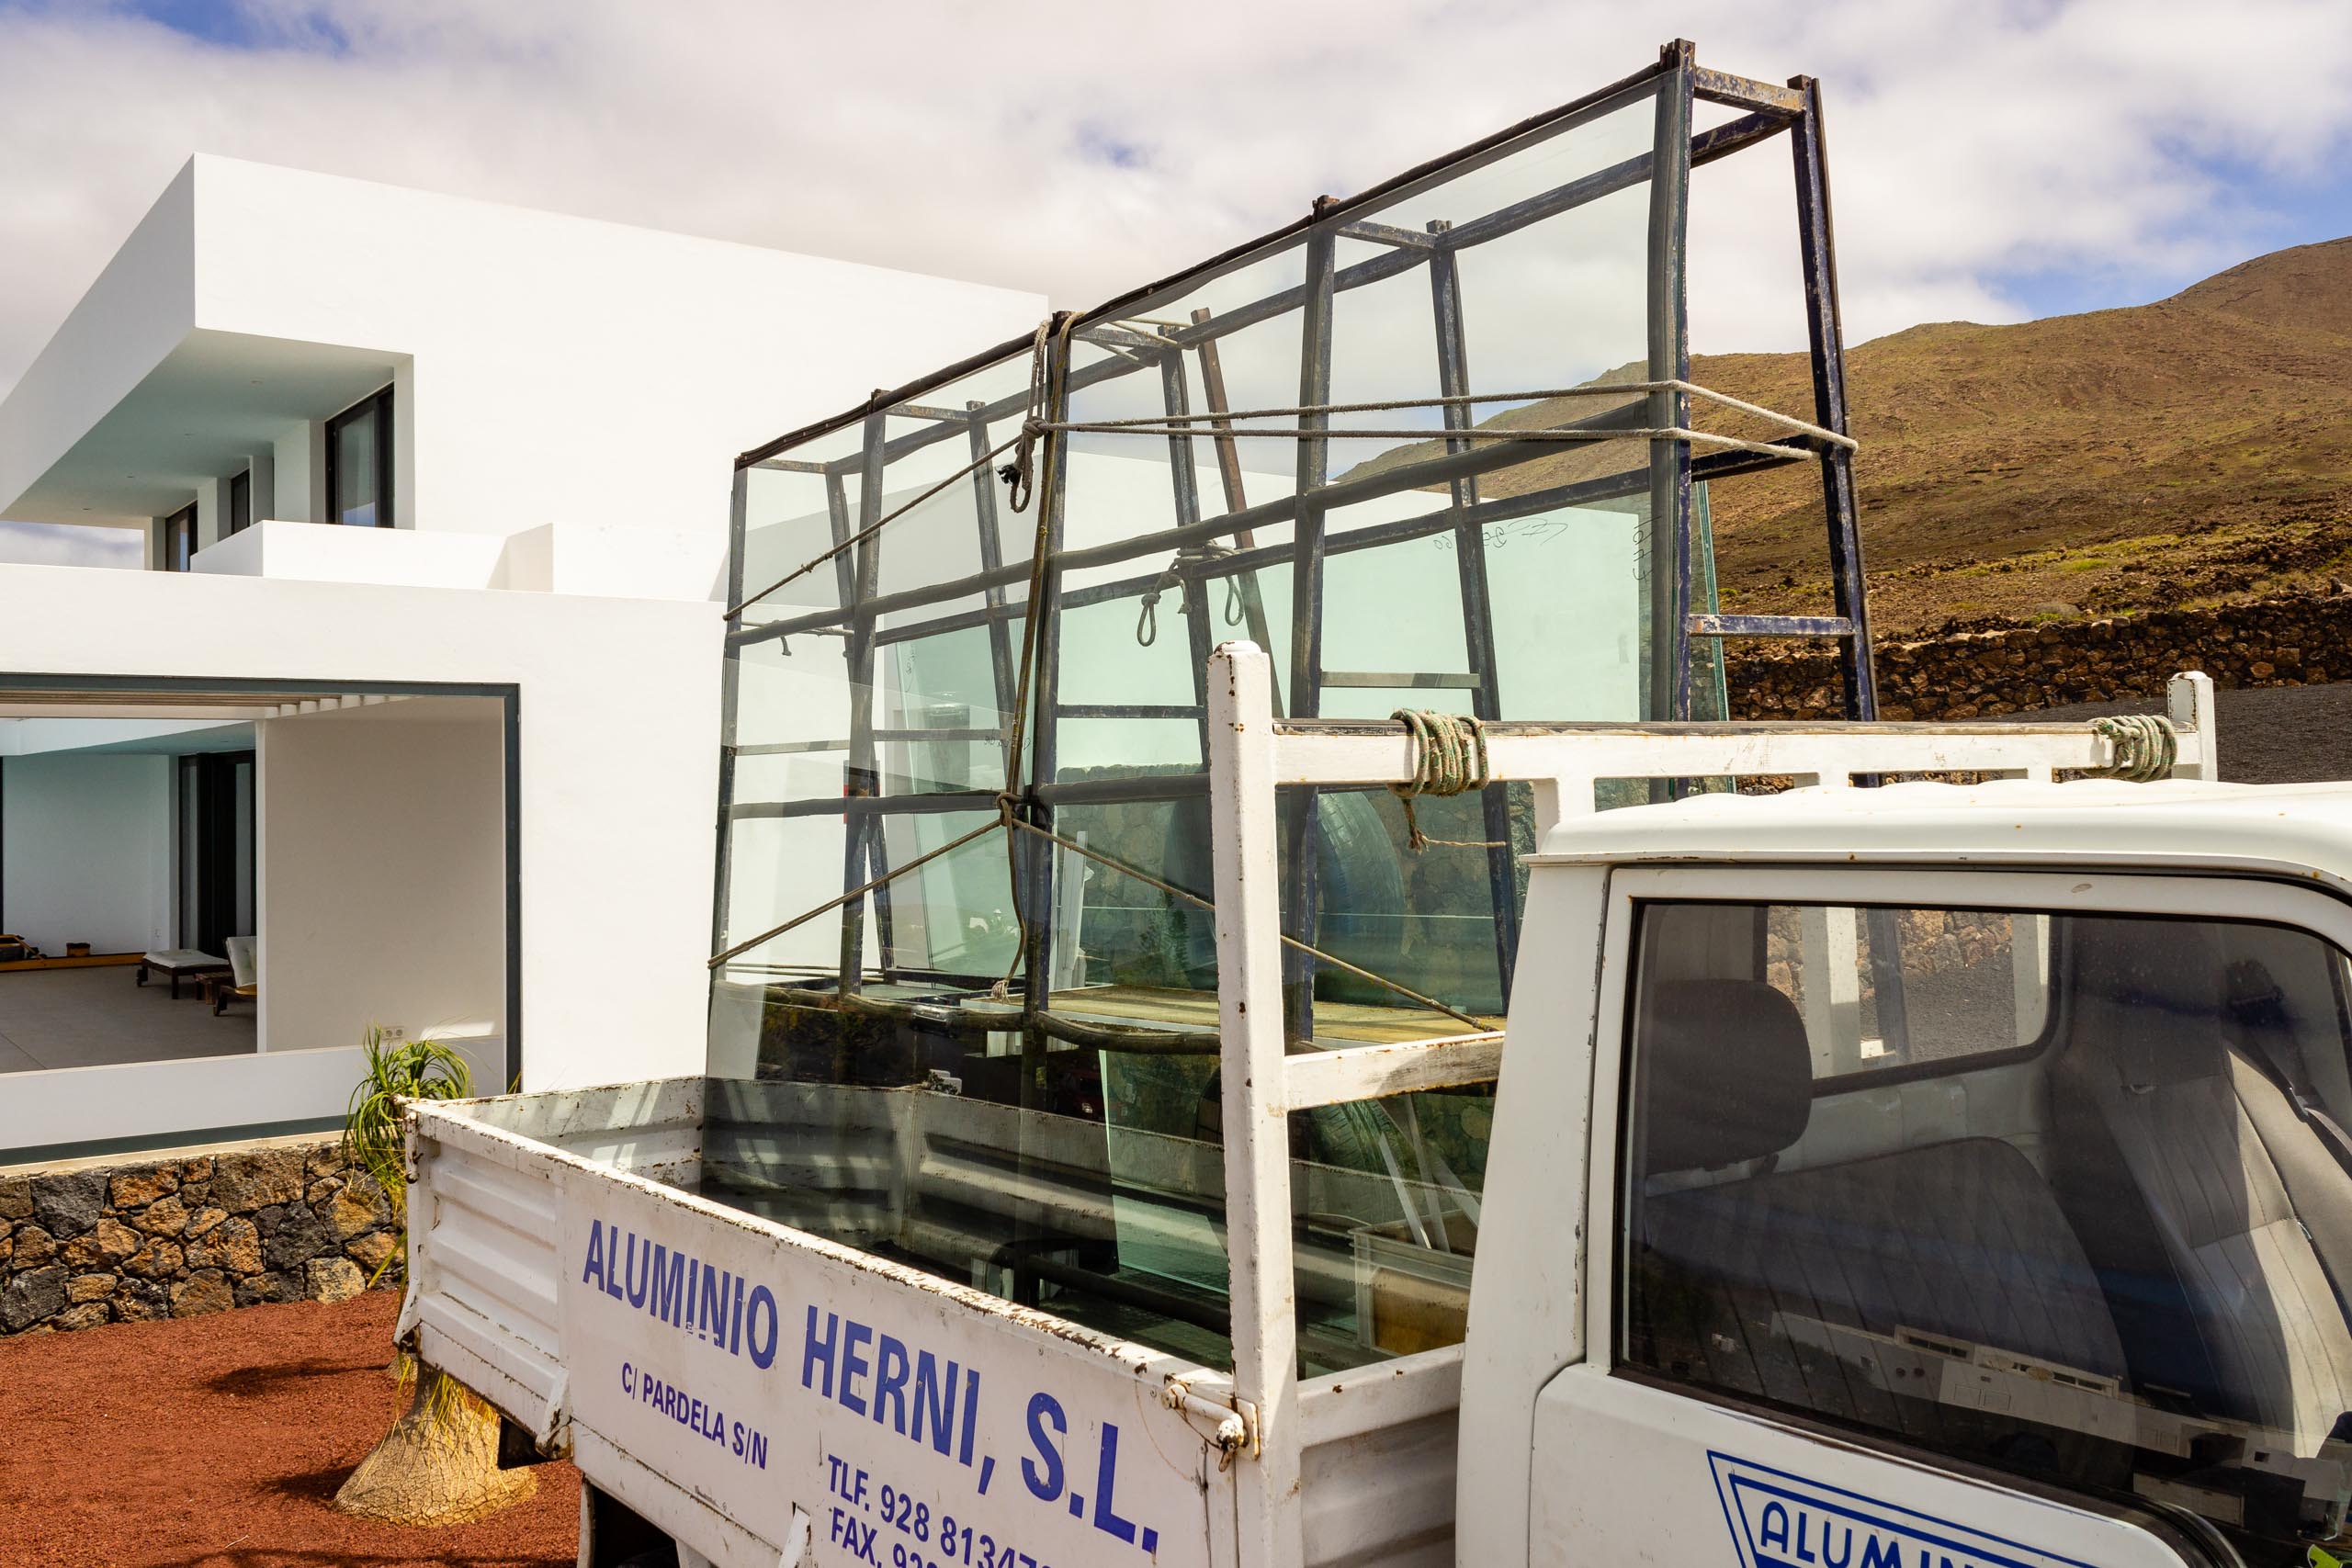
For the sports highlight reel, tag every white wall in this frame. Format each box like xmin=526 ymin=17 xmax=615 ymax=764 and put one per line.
xmin=271 ymin=419 xmax=315 ymax=522
xmin=183 ymin=156 xmax=1043 ymax=590
xmin=1 ymin=752 xmax=173 ymax=954
xmin=0 ymin=561 xmax=718 ymax=1095
xmin=0 ymin=164 xmax=195 ymax=516
xmin=193 ymin=517 xmax=506 ymax=589
xmin=259 ymin=702 xmax=504 ymax=1056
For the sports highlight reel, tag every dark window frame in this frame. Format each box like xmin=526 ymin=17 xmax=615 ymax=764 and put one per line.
xmin=323 ymin=386 xmax=394 ymax=528
xmin=162 ymin=502 xmax=198 ymax=571
xmin=227 ymin=468 xmax=252 ymax=536
xmin=177 ymin=750 xmax=256 ymax=956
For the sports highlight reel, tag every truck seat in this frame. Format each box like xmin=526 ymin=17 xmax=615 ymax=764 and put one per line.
xmin=1628 ymin=978 xmax=2130 ymax=1442
xmin=2049 ymin=918 xmax=2352 ymax=1444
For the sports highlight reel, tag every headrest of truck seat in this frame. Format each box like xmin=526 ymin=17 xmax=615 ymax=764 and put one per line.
xmin=1634 ymin=978 xmax=1813 ymax=1175
xmin=2069 ymin=915 xmax=2223 ymax=1022
xmin=2064 ymin=915 xmax=2228 ymax=1088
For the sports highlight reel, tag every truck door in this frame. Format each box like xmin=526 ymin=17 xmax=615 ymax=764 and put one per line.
xmin=1532 ymin=866 xmax=2352 ymax=1568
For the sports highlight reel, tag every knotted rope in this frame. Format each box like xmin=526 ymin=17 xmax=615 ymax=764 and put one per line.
xmin=999 ymin=316 xmax=1060 ymax=515
xmin=1390 ymin=708 xmax=1506 ymax=852
xmin=1136 ymin=546 xmax=1244 ymax=647
xmin=2086 ymin=714 xmax=2178 ymax=783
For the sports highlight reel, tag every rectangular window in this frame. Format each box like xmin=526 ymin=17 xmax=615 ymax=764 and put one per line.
xmin=162 ymin=503 xmax=197 ymax=572
xmin=325 ymin=388 xmax=393 ymax=528
xmin=227 ymin=468 xmax=251 ymax=536
xmin=1619 ymin=898 xmax=2352 ymax=1566
xmin=178 ymin=751 xmax=256 ymax=956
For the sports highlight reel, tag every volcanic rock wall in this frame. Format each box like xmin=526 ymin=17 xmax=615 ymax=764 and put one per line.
xmin=1730 ymin=592 xmax=2351 ymax=720
xmin=0 ymin=1139 xmax=396 ymax=1335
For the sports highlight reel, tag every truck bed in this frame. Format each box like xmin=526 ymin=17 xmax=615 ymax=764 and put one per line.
xmin=405 ymin=1077 xmax=1462 ymax=1568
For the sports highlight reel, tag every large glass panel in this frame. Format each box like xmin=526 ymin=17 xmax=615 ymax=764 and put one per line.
xmin=232 ymin=757 xmax=254 ymax=937
xmin=1623 ymin=901 xmax=2352 ymax=1565
xmin=706 ymin=61 xmax=1797 ymax=1375
xmin=163 ymin=505 xmax=196 ymax=572
xmin=177 ymin=756 xmax=199 ymax=945
xmin=329 ymin=393 xmax=386 ymax=527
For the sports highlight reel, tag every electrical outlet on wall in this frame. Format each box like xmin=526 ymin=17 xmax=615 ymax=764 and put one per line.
xmin=382 ymin=1024 xmax=407 ymax=1041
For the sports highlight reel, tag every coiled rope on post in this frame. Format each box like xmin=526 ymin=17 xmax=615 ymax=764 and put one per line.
xmin=2086 ymin=714 xmax=2178 ymax=783
xmin=1390 ymin=708 xmax=1505 ymax=852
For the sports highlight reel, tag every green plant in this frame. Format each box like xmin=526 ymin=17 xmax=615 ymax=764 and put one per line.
xmin=344 ymin=1026 xmax=471 ymax=1286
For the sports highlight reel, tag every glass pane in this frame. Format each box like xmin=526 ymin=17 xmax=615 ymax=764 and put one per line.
xmin=1286 ymin=1092 xmax=1485 ymax=1370
xmin=232 ymin=760 xmax=254 ymax=937
xmin=702 ymin=71 xmax=1772 ymax=1377
xmin=177 ymin=760 xmax=199 ymax=946
xmin=1623 ymin=901 xmax=2352 ymax=1566
xmin=333 ymin=405 xmax=379 ymax=526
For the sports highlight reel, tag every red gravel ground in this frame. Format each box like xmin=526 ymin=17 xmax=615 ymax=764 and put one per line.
xmin=0 ymin=1291 xmax=578 ymax=1567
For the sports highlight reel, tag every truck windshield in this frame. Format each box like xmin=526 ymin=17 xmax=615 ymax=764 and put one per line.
xmin=1621 ymin=901 xmax=2352 ymax=1568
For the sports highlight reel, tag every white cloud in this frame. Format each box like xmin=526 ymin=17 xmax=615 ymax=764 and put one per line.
xmin=0 ymin=0 xmax=2346 ymax=406
xmin=0 ymin=520 xmax=144 ymax=568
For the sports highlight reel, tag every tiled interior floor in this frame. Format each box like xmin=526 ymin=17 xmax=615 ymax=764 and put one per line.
xmin=0 ymin=966 xmax=255 ymax=1072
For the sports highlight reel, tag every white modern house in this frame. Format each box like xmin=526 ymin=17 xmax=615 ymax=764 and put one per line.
xmin=0 ymin=154 xmax=1043 ymax=1162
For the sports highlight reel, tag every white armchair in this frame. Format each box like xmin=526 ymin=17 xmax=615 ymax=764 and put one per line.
xmin=214 ymin=936 xmax=258 ymax=1016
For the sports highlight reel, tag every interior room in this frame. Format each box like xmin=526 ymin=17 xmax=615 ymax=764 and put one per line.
xmin=0 ymin=715 xmax=254 ymax=1070
xmin=0 ymin=689 xmax=508 ymax=1076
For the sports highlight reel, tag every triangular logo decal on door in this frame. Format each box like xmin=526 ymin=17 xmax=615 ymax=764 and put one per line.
xmin=1706 ymin=1450 xmax=2097 ymax=1568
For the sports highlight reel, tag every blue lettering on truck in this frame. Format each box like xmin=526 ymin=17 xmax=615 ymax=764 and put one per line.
xmin=580 ymin=1215 xmax=780 ymax=1369
xmin=576 ymin=1214 xmax=1161 ymax=1556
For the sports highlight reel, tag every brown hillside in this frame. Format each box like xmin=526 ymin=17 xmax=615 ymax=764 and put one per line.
xmin=1351 ymin=237 xmax=2352 ymax=637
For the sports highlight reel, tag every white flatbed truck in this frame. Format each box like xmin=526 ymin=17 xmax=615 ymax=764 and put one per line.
xmin=408 ymin=645 xmax=2352 ymax=1568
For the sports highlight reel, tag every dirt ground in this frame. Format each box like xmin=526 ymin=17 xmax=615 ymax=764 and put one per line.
xmin=0 ymin=1291 xmax=578 ymax=1568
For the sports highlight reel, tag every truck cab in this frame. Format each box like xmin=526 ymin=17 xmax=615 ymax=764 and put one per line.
xmin=1468 ymin=778 xmax=2352 ymax=1568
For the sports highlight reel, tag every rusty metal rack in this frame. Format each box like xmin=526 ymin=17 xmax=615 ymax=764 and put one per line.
xmin=713 ymin=39 xmax=1878 ymax=1049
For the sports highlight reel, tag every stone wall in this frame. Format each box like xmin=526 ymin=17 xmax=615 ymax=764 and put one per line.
xmin=1727 ymin=591 xmax=2352 ymax=721
xmin=0 ymin=1138 xmax=398 ymax=1335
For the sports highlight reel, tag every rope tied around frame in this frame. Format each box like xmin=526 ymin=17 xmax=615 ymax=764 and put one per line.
xmin=724 ymin=318 xmax=1862 ymax=624
xmin=1136 ymin=545 xmax=1243 ymax=647
xmin=706 ymin=785 xmax=1489 ymax=1035
xmin=1389 ymin=708 xmax=1507 ymax=852
xmin=712 ymin=308 xmax=1858 ymax=1030
xmin=2086 ymin=713 xmax=2178 ymax=784
xmin=998 ymin=316 xmax=1060 ymax=514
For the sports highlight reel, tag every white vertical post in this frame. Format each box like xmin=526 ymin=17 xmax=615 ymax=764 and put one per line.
xmin=1530 ymin=776 xmax=1586 ymax=839
xmin=1798 ymin=906 xmax=1863 ymax=1073
xmin=1206 ymin=640 xmax=1302 ymax=1568
xmin=2012 ymin=913 xmax=2052 ymax=1043
xmin=2169 ymin=671 xmax=2219 ymax=782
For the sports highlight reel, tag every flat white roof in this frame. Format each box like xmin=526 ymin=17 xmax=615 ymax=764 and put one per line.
xmin=1532 ymin=778 xmax=2352 ymax=891
xmin=0 ymin=154 xmax=1044 ymax=534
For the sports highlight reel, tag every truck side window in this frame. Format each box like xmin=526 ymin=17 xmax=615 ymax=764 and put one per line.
xmin=1620 ymin=900 xmax=2352 ymax=1567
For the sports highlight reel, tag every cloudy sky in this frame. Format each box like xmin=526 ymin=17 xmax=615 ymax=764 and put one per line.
xmin=0 ymin=0 xmax=2348 ymax=559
